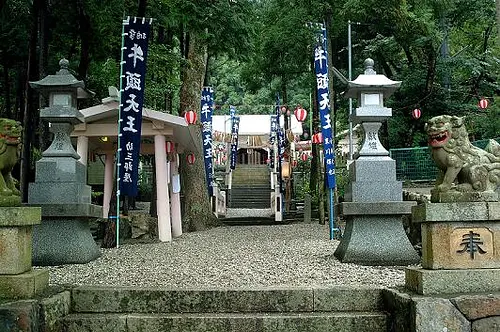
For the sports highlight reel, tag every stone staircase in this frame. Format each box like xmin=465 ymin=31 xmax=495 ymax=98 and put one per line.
xmin=229 ymin=165 xmax=271 ymax=209
xmin=61 ymin=286 xmax=388 ymax=332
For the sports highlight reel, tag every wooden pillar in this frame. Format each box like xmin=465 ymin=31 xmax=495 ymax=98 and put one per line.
xmin=76 ymin=136 xmax=89 ymax=165
xmin=170 ymin=153 xmax=182 ymax=237
xmin=103 ymin=153 xmax=114 ymax=218
xmin=154 ymin=135 xmax=172 ymax=242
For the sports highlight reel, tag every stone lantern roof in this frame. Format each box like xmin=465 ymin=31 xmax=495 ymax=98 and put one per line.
xmin=29 ymin=58 xmax=93 ymax=99
xmin=344 ymin=58 xmax=401 ymax=99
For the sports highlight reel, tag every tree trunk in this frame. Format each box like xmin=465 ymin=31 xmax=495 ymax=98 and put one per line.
xmin=20 ymin=0 xmax=41 ymax=203
xmin=497 ymin=0 xmax=500 ymax=41
xmin=179 ymin=31 xmax=218 ymax=231
xmin=3 ymin=64 xmax=11 ymax=118
xmin=77 ymin=0 xmax=91 ymax=80
xmin=137 ymin=0 xmax=147 ymax=17
xmin=38 ymin=0 xmax=50 ymax=152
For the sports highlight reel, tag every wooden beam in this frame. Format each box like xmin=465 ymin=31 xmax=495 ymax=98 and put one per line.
xmin=72 ymin=123 xmax=173 ymax=137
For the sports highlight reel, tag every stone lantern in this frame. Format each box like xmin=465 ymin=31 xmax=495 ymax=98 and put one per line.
xmin=28 ymin=59 xmax=102 ymax=266
xmin=334 ymin=58 xmax=419 ymax=265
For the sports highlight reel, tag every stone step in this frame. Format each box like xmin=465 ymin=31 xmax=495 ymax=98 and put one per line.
xmin=70 ymin=286 xmax=384 ymax=313
xmin=62 ymin=311 xmax=387 ymax=332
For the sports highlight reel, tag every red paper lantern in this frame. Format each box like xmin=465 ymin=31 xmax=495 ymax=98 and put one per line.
xmin=165 ymin=141 xmax=174 ymax=153
xmin=292 ymin=160 xmax=298 ymax=167
xmin=478 ymin=98 xmax=489 ymax=109
xmin=294 ymin=106 xmax=307 ymax=122
xmin=312 ymin=132 xmax=323 ymax=144
xmin=411 ymin=108 xmax=421 ymax=119
xmin=184 ymin=110 xmax=197 ymax=124
xmin=301 ymin=153 xmax=308 ymax=162
xmin=186 ymin=153 xmax=196 ymax=165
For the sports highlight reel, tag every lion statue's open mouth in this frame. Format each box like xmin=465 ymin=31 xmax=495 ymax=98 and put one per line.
xmin=428 ymin=130 xmax=450 ymax=147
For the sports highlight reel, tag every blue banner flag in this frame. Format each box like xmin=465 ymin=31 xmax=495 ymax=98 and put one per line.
xmin=269 ymin=115 xmax=277 ymax=169
xmin=200 ymin=87 xmax=214 ymax=196
xmin=118 ymin=16 xmax=152 ymax=196
xmin=314 ymin=24 xmax=336 ymax=189
xmin=275 ymin=96 xmax=284 ymax=194
xmin=230 ymin=105 xmax=236 ymax=119
xmin=230 ymin=116 xmax=240 ymax=170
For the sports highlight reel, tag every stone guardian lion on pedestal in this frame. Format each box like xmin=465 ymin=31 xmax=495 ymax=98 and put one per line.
xmin=425 ymin=115 xmax=500 ymax=195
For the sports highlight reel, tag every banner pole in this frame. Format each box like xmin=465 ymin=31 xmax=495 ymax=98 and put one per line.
xmin=329 ymin=188 xmax=334 ymax=240
xmin=116 ymin=16 xmax=128 ymax=248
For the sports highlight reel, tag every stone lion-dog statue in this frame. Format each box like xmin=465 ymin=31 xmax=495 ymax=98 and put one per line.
xmin=0 ymin=118 xmax=22 ymax=204
xmin=425 ymin=115 xmax=500 ymax=194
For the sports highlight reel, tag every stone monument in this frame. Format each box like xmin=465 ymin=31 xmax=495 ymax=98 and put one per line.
xmin=407 ymin=115 xmax=500 ymax=294
xmin=334 ymin=58 xmax=420 ymax=265
xmin=0 ymin=119 xmax=48 ymax=299
xmin=28 ymin=59 xmax=102 ymax=265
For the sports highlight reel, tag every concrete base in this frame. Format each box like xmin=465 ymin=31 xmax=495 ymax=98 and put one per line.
xmin=0 ymin=269 xmax=49 ymax=299
xmin=334 ymin=202 xmax=420 ymax=266
xmin=405 ymin=266 xmax=500 ymax=295
xmin=33 ymin=218 xmax=100 ymax=266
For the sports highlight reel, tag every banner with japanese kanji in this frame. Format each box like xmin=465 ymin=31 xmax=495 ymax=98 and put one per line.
xmin=269 ymin=115 xmax=277 ymax=169
xmin=200 ymin=87 xmax=214 ymax=196
xmin=275 ymin=96 xmax=284 ymax=193
xmin=230 ymin=116 xmax=240 ymax=170
xmin=314 ymin=24 xmax=336 ymax=189
xmin=230 ymin=105 xmax=236 ymax=119
xmin=118 ymin=16 xmax=151 ymax=196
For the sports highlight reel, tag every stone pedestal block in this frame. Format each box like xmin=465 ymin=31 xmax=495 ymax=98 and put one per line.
xmin=0 ymin=207 xmax=41 ymax=275
xmin=406 ymin=266 xmax=500 ymax=295
xmin=334 ymin=202 xmax=420 ymax=265
xmin=413 ymin=202 xmax=500 ymax=269
xmin=33 ymin=218 xmax=100 ymax=266
xmin=0 ymin=269 xmax=49 ymax=299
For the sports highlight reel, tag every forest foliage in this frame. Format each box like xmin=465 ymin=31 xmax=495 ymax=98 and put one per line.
xmin=1 ymin=0 xmax=498 ymax=146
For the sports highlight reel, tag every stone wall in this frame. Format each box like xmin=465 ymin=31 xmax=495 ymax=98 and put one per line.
xmin=384 ymin=288 xmax=500 ymax=331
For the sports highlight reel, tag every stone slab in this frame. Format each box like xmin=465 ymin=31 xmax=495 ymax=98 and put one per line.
xmin=334 ymin=215 xmax=420 ymax=265
xmin=345 ymin=181 xmax=402 ymax=202
xmin=0 ymin=269 xmax=49 ymax=299
xmin=413 ymin=297 xmax=470 ymax=332
xmin=421 ymin=221 xmax=500 ymax=269
xmin=33 ymin=219 xmax=100 ymax=266
xmin=337 ymin=201 xmax=416 ymax=216
xmin=0 ymin=299 xmax=39 ymax=332
xmin=40 ymin=291 xmax=71 ymax=332
xmin=34 ymin=158 xmax=87 ymax=183
xmin=63 ymin=312 xmax=387 ymax=332
xmin=431 ymin=190 xmax=498 ymax=203
xmin=405 ymin=267 xmax=500 ymax=295
xmin=348 ymin=157 xmax=396 ymax=182
xmin=71 ymin=286 xmax=315 ymax=313
xmin=451 ymin=293 xmax=500 ymax=320
xmin=313 ymin=287 xmax=383 ymax=311
xmin=0 ymin=207 xmax=41 ymax=226
xmin=0 ymin=226 xmax=33 ymax=275
xmin=412 ymin=202 xmax=500 ymax=223
xmin=472 ymin=316 xmax=500 ymax=332
xmin=62 ymin=314 xmax=127 ymax=332
xmin=29 ymin=182 xmax=91 ymax=204
xmin=30 ymin=203 xmax=102 ymax=218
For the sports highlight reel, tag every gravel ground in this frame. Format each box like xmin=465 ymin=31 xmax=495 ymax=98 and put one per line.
xmin=44 ymin=221 xmax=409 ymax=289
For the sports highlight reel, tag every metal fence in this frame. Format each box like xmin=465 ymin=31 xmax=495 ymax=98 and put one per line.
xmin=389 ymin=138 xmax=500 ymax=182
